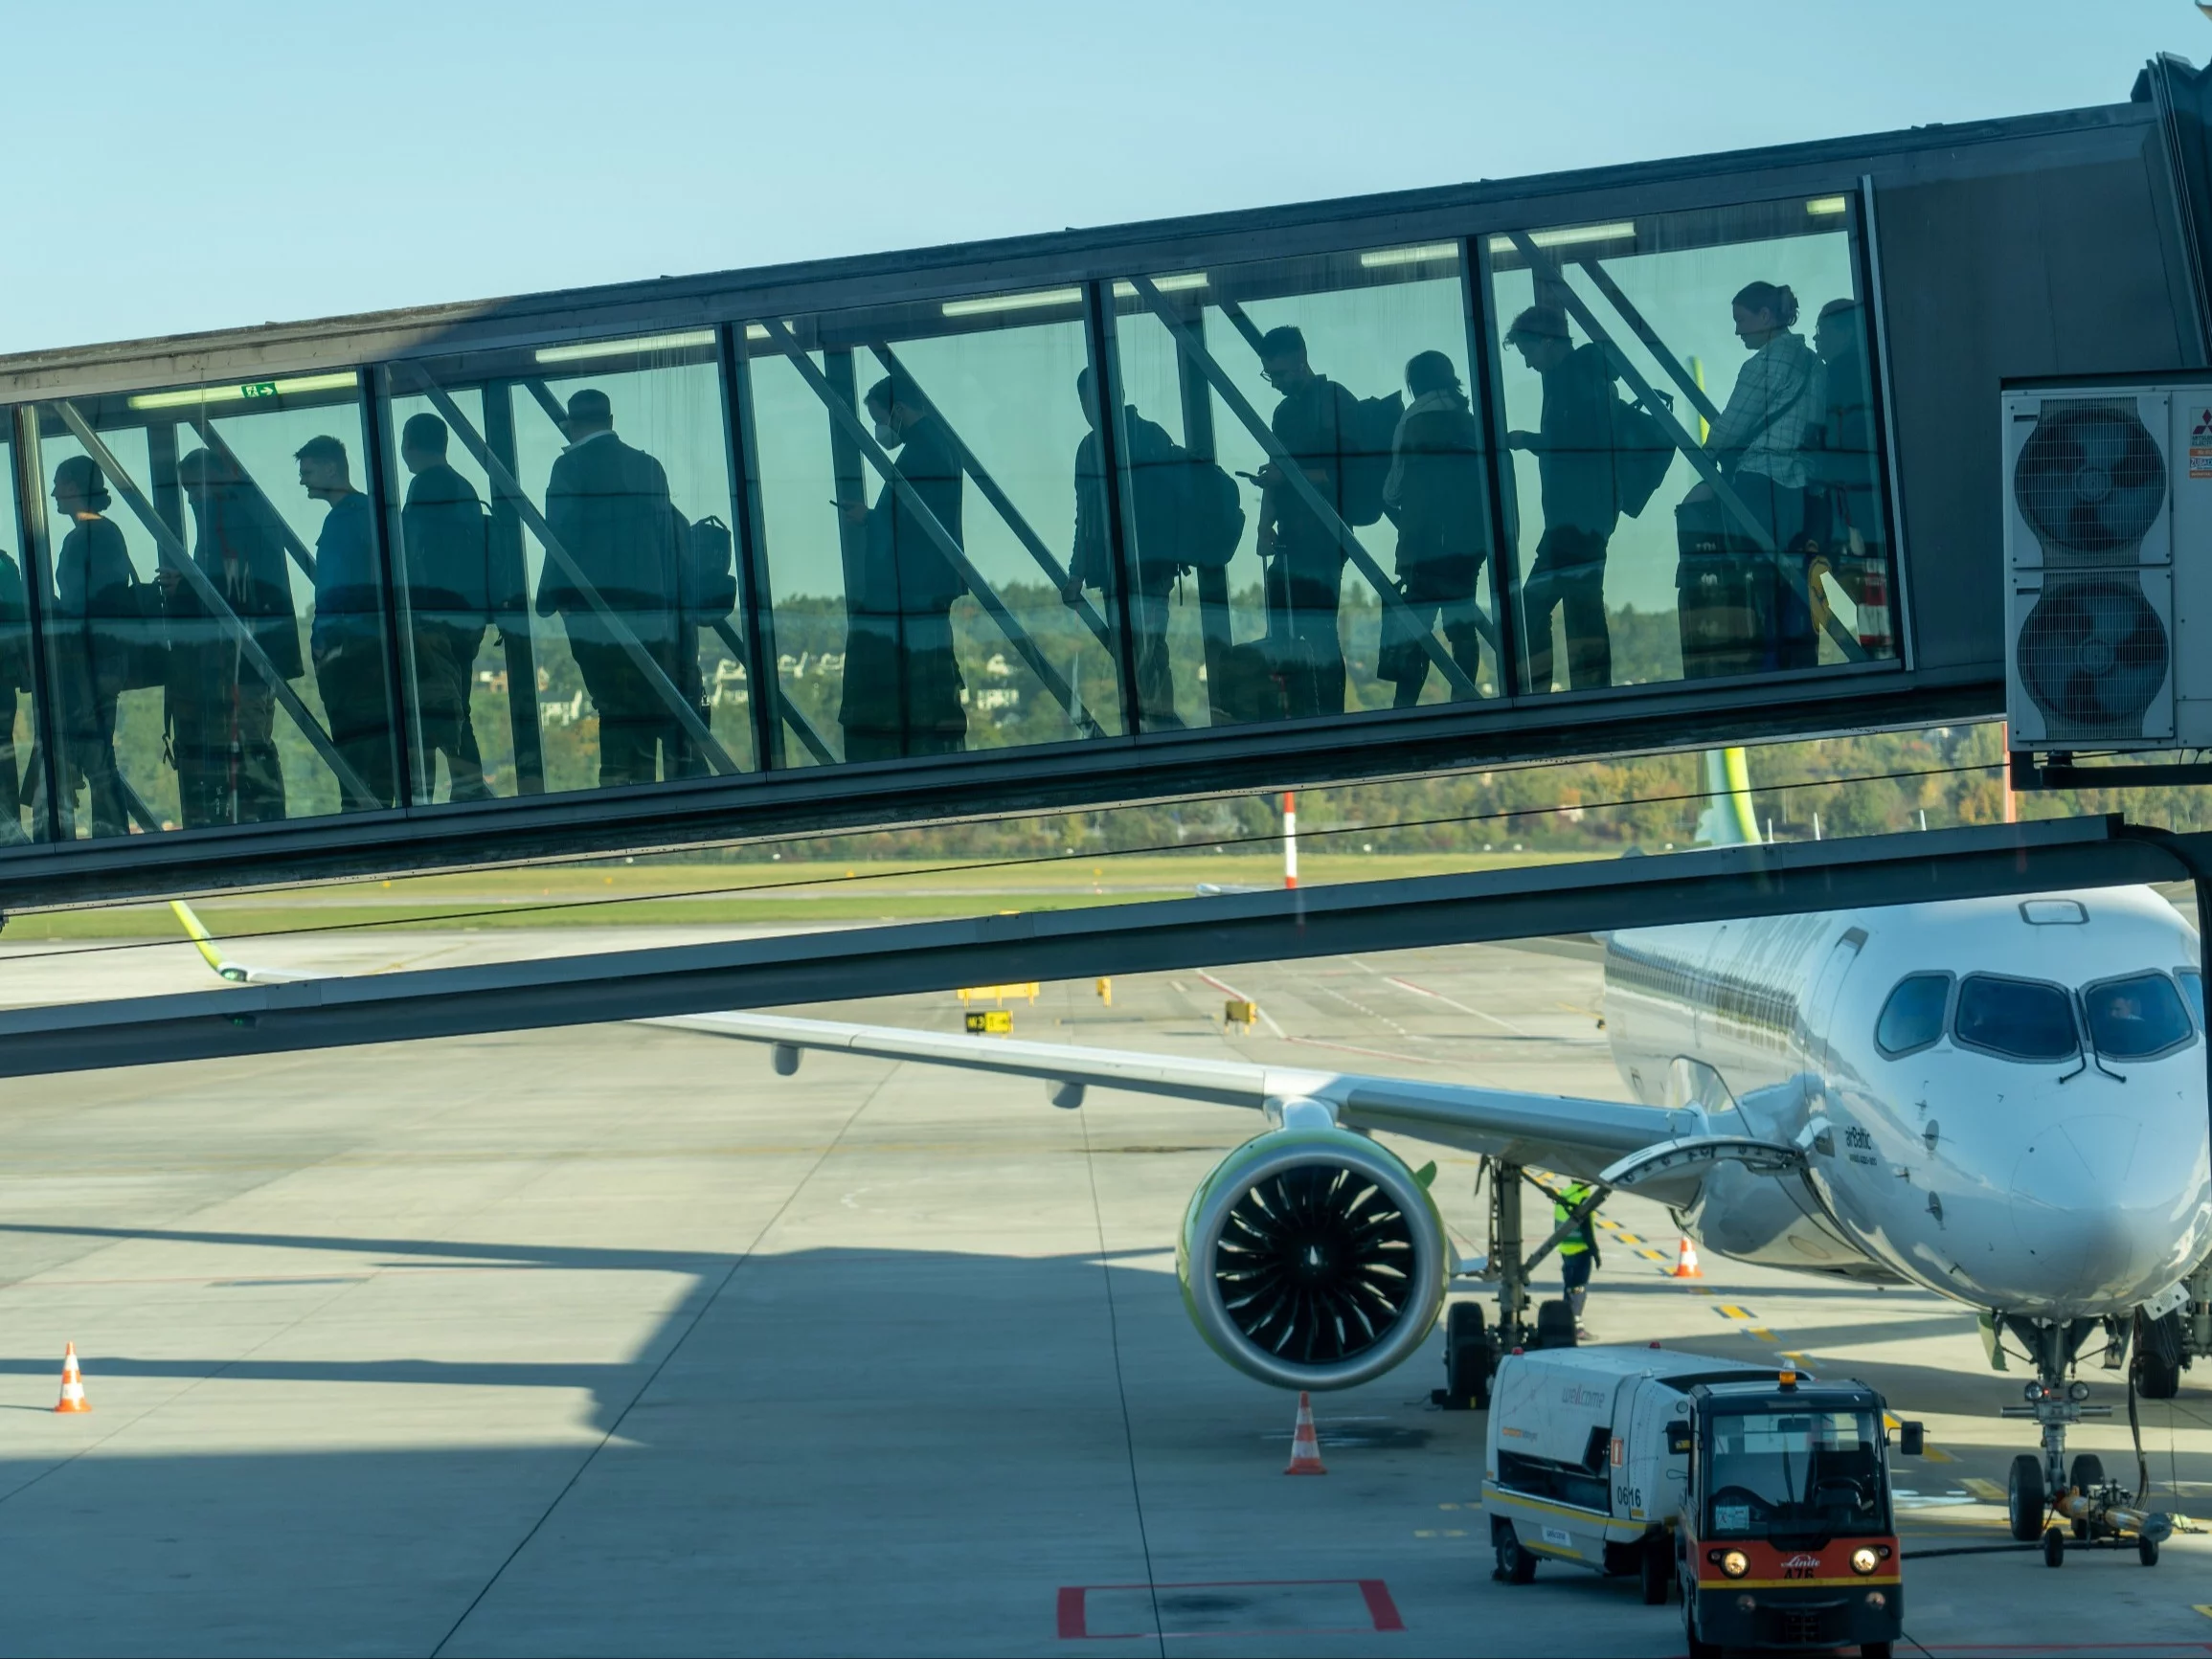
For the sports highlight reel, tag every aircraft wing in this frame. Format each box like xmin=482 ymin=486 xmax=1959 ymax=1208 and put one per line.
xmin=652 ymin=1010 xmax=1708 ymax=1183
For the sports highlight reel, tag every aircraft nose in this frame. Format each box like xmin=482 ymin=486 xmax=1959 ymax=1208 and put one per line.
xmin=2008 ymin=1114 xmax=2178 ymax=1305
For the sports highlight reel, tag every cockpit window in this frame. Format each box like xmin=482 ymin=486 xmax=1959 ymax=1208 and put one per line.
xmin=1952 ymin=975 xmax=2078 ymax=1063
xmin=2083 ymin=973 xmax=2194 ymax=1060
xmin=2179 ymin=969 xmax=2204 ymax=1027
xmin=1875 ymin=974 xmax=1951 ymax=1056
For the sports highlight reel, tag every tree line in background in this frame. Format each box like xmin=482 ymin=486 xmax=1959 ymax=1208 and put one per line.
xmin=720 ymin=720 xmax=2212 ymax=866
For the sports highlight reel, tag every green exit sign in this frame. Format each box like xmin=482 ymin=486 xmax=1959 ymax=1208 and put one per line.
xmin=239 ymin=381 xmax=280 ymax=399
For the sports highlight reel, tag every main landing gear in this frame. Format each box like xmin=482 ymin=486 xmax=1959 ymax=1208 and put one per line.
xmin=1434 ymin=1159 xmax=1606 ymax=1410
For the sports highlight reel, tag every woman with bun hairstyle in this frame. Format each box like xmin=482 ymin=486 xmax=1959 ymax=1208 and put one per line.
xmin=1675 ymin=280 xmax=1827 ymax=676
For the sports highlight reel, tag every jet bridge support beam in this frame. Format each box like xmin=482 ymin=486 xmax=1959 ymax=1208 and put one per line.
xmin=0 ymin=814 xmax=2177 ymax=1079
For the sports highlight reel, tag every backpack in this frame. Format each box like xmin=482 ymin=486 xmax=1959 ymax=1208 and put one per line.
xmin=686 ymin=515 xmax=738 ymax=618
xmin=1178 ymin=459 xmax=1248 ymax=570
xmin=1338 ymin=390 xmax=1405 ymax=527
xmin=1611 ymin=395 xmax=1676 ymax=519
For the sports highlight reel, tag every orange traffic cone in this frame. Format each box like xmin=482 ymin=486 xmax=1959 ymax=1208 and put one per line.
xmin=1284 ymin=1391 xmax=1326 ymax=1475
xmin=53 ymin=1342 xmax=89 ymax=1414
xmin=1671 ymin=1238 xmax=1704 ymax=1280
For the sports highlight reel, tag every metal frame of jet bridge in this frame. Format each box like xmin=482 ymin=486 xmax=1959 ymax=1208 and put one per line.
xmin=1 ymin=58 xmax=2210 ymax=912
xmin=0 ymin=814 xmax=2199 ymax=1078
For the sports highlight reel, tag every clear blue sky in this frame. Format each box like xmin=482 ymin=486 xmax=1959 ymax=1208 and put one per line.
xmin=1 ymin=0 xmax=2203 ymax=355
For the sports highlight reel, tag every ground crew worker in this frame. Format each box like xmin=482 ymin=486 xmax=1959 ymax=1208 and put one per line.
xmin=1556 ymin=1180 xmax=1600 ymax=1340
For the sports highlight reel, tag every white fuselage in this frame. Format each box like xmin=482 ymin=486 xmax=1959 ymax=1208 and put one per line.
xmin=1602 ymin=886 xmax=2212 ymax=1321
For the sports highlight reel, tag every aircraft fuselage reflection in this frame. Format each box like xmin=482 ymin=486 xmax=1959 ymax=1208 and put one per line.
xmin=1606 ymin=886 xmax=2211 ymax=1320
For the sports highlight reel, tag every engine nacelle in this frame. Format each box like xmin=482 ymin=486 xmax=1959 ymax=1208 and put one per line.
xmin=1177 ymin=1124 xmax=1448 ymax=1391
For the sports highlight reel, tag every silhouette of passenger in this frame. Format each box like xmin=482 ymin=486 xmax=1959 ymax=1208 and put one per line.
xmin=173 ymin=447 xmax=298 ymax=825
xmin=1380 ymin=350 xmax=1487 ymax=706
xmin=398 ymin=414 xmax=493 ymax=801
xmin=838 ymin=370 xmax=968 ymax=761
xmin=1504 ymin=305 xmax=1617 ymax=692
xmin=1676 ymin=280 xmax=1825 ymax=677
xmin=535 ymin=388 xmax=693 ymax=787
xmin=0 ymin=529 xmax=28 ymax=841
xmin=1070 ymin=367 xmax=1185 ymax=728
xmin=297 ymin=436 xmax=395 ymax=807
xmin=49 ymin=456 xmax=135 ymax=837
xmin=1254 ymin=325 xmax=1361 ymax=718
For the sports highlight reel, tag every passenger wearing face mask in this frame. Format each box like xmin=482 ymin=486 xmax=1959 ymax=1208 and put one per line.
xmin=837 ymin=370 xmax=968 ymax=761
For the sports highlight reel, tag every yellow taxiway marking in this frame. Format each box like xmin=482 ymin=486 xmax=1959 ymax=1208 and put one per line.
xmin=1717 ymin=1304 xmax=1753 ymax=1320
xmin=1749 ymin=1328 xmax=1777 ymax=1341
xmin=1963 ymin=1478 xmax=2005 ymax=1502
xmin=2193 ymin=1604 xmax=2212 ymax=1620
xmin=1922 ymin=1446 xmax=1955 ymax=1463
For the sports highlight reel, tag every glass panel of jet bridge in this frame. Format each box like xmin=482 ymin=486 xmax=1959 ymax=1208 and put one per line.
xmin=27 ymin=371 xmax=398 ymax=835
xmin=1105 ymin=243 xmax=1500 ymax=726
xmin=738 ymin=288 xmax=1124 ymax=765
xmin=378 ymin=330 xmax=756 ymax=800
xmin=1487 ymin=194 xmax=1900 ymax=695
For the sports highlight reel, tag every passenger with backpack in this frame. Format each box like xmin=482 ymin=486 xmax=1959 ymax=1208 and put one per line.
xmin=1253 ymin=325 xmax=1394 ymax=720
xmin=1505 ymin=305 xmax=1619 ymax=692
xmin=1378 ymin=349 xmax=1488 ymax=706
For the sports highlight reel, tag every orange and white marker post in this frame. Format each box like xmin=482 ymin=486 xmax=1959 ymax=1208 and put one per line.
xmin=1671 ymin=1238 xmax=1704 ymax=1280
xmin=1284 ymin=1391 xmax=1326 ymax=1474
xmin=1281 ymin=791 xmax=1298 ymax=890
xmin=54 ymin=1342 xmax=89 ymax=1413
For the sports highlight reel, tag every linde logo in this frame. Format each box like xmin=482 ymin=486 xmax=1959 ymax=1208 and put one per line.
xmin=1781 ymin=1553 xmax=1822 ymax=1580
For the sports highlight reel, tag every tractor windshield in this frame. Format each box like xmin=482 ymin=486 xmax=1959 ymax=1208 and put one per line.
xmin=1703 ymin=1409 xmax=1886 ymax=1543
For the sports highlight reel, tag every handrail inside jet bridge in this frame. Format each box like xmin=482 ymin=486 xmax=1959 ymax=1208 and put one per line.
xmin=0 ymin=815 xmax=2183 ymax=1080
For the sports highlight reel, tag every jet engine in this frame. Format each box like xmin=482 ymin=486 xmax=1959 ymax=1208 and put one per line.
xmin=1177 ymin=1121 xmax=1448 ymax=1390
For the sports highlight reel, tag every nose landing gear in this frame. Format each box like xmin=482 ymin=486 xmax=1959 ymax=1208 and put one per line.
xmin=1998 ymin=1319 xmax=2110 ymax=1542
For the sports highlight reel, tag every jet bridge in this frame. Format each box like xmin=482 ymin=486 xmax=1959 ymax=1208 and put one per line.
xmin=0 ymin=62 xmax=2206 ymax=910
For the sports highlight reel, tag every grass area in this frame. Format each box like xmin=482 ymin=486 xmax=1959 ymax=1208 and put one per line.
xmin=11 ymin=851 xmax=1600 ymax=942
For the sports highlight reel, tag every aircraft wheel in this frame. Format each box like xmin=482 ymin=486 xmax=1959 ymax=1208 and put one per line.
xmin=1444 ymin=1303 xmax=1492 ymax=1409
xmin=2008 ymin=1453 xmax=2047 ymax=1542
xmin=2133 ymin=1346 xmax=2181 ymax=1400
xmin=1534 ymin=1299 xmax=1576 ymax=1350
xmin=2139 ymin=1534 xmax=2160 ymax=1566
xmin=2042 ymin=1526 xmax=2065 ymax=1568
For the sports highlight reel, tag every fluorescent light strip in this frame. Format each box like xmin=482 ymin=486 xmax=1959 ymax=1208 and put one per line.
xmin=1486 ymin=221 xmax=1637 ymax=256
xmin=534 ymin=329 xmax=717 ymax=365
xmin=940 ymin=287 xmax=1082 ymax=318
xmin=127 ymin=371 xmax=358 ymax=412
xmin=1115 ymin=273 xmax=1208 ymax=297
xmin=1359 ymin=243 xmax=1460 ymax=268
xmin=1806 ymin=195 xmax=1850 ymax=216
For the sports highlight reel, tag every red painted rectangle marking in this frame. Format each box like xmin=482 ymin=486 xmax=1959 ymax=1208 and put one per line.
xmin=1057 ymin=1579 xmax=1404 ymax=1640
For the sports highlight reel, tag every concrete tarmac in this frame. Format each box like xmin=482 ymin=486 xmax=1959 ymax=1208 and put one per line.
xmin=0 ymin=931 xmax=2206 ymax=1655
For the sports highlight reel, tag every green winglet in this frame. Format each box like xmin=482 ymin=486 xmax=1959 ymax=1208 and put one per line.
xmin=169 ymin=900 xmax=246 ymax=983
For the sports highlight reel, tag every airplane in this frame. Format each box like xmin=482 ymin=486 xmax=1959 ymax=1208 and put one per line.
xmin=167 ymin=811 xmax=2212 ymax=1545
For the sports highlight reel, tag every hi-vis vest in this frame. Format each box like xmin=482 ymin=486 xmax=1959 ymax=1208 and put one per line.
xmin=1556 ymin=1183 xmax=1594 ymax=1257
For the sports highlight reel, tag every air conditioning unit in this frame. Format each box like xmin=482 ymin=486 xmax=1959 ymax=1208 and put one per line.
xmin=2002 ymin=389 xmax=2190 ymax=750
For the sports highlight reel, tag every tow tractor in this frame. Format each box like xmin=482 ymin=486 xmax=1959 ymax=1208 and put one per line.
xmin=1484 ymin=1345 xmax=1919 ymax=1659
